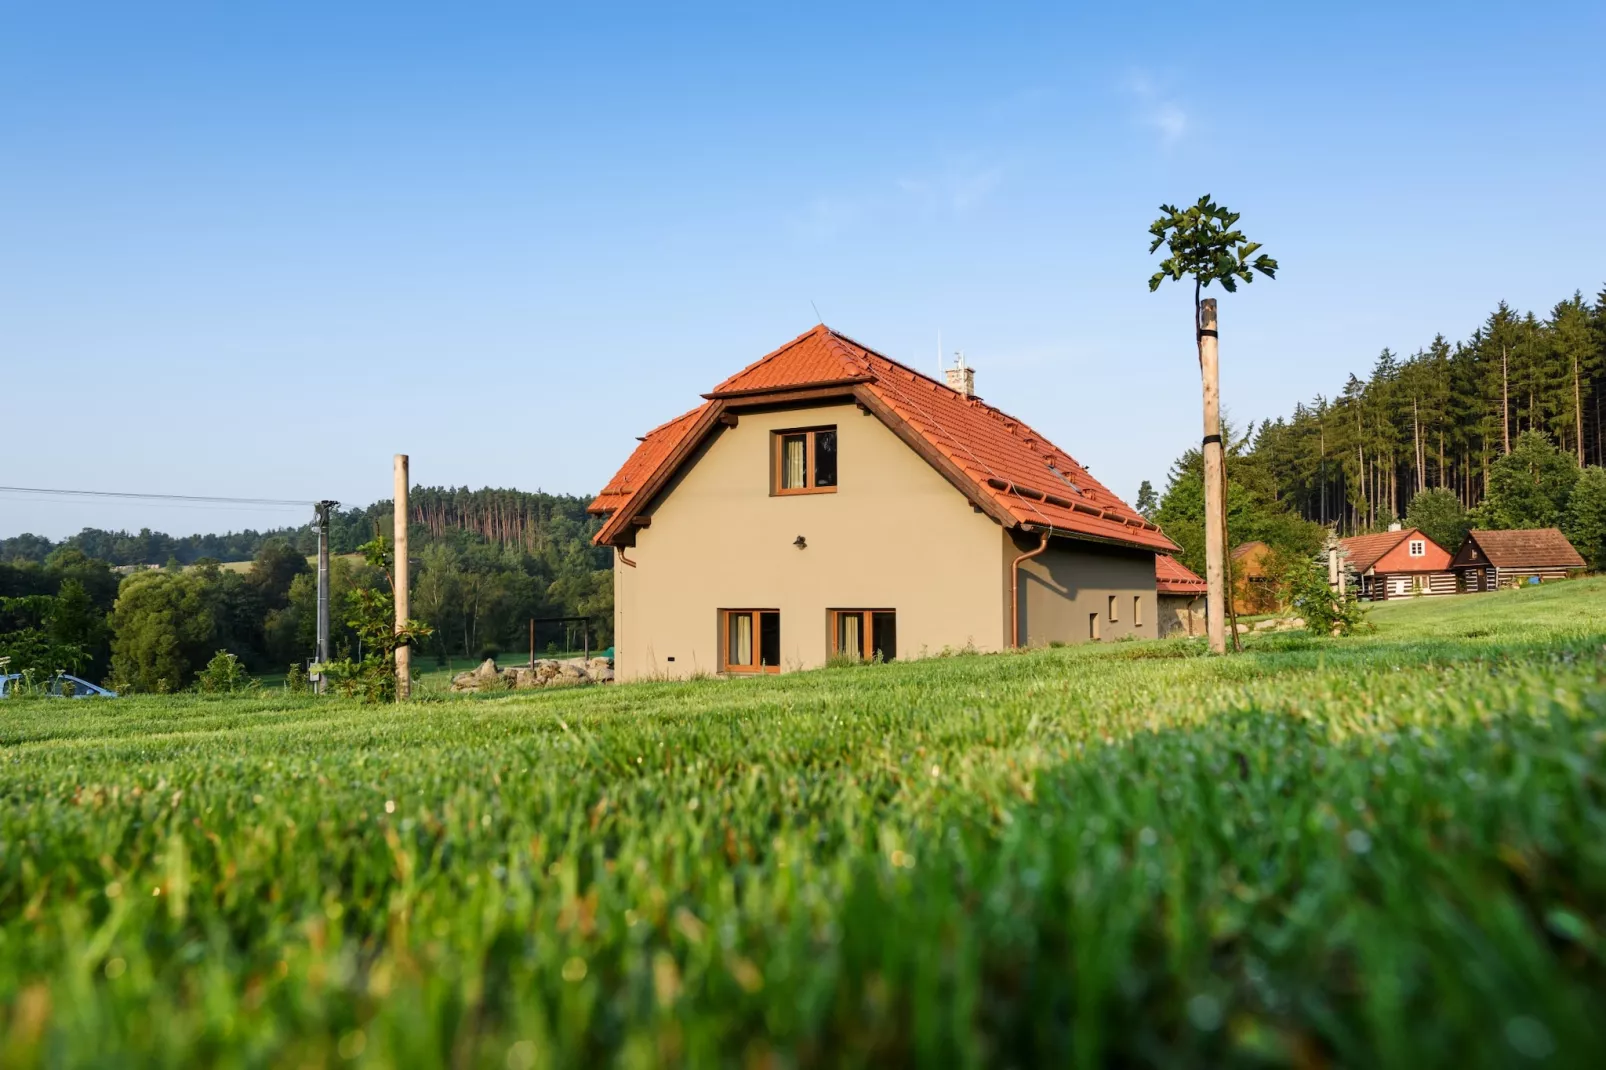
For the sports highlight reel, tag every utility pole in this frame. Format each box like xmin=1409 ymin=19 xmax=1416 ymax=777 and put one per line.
xmin=1199 ymin=297 xmax=1227 ymax=655
xmin=314 ymin=499 xmax=339 ymax=694
xmin=394 ymin=454 xmax=411 ymax=701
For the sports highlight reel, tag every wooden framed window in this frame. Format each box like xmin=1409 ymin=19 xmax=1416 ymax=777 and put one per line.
xmin=829 ymin=609 xmax=896 ymax=661
xmin=1133 ymin=596 xmax=1142 ymax=627
xmin=1107 ymin=595 xmax=1118 ymax=622
xmin=1089 ymin=612 xmax=1100 ymax=641
xmin=772 ymin=426 xmax=837 ymax=494
xmin=1409 ymin=539 xmax=1425 ymax=557
xmin=721 ymin=609 xmax=781 ymax=673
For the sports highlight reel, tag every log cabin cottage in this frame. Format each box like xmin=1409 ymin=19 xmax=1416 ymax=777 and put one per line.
xmin=1449 ymin=528 xmax=1585 ymax=591
xmin=588 ymin=325 xmax=1181 ymax=681
xmin=1334 ymin=526 xmax=1456 ymax=600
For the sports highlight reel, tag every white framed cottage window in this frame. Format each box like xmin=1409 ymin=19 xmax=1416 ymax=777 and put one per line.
xmin=1409 ymin=539 xmax=1425 ymax=557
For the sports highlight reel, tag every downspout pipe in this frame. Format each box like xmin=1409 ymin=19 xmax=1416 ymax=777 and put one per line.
xmin=1010 ymin=526 xmax=1053 ymax=649
xmin=616 ymin=546 xmax=637 ymax=568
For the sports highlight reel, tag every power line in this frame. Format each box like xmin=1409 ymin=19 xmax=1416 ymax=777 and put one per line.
xmin=0 ymin=485 xmax=311 ymax=508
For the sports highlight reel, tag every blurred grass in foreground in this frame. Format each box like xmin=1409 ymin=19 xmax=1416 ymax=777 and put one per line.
xmin=2 ymin=579 xmax=1605 ymax=1067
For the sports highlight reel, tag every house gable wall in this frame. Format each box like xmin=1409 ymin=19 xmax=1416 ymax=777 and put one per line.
xmin=612 ymin=401 xmax=1008 ymax=681
xmin=1369 ymin=529 xmax=1452 ymax=574
xmin=1008 ymin=532 xmax=1159 ymax=645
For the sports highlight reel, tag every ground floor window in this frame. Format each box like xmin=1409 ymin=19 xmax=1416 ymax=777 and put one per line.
xmin=721 ymin=609 xmax=780 ymax=673
xmin=829 ymin=609 xmax=896 ymax=662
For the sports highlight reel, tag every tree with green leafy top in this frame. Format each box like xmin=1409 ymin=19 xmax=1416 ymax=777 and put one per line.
xmin=1134 ymin=480 xmax=1158 ymax=519
xmin=1475 ymin=430 xmax=1579 ymax=530
xmin=1562 ymin=466 xmax=1606 ymax=570
xmin=1148 ymin=195 xmax=1278 ymax=653
xmin=1405 ymin=488 xmax=1470 ymax=554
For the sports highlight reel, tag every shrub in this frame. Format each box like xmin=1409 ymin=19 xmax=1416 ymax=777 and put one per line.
xmin=1288 ymin=556 xmax=1369 ymax=637
xmin=195 ymin=650 xmax=250 ymax=694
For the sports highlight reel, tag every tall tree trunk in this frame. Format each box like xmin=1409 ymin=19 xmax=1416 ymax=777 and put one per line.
xmin=1413 ymin=398 xmax=1424 ymax=496
xmin=1575 ymin=355 xmax=1585 ymax=466
xmin=1502 ymin=345 xmax=1511 ymax=453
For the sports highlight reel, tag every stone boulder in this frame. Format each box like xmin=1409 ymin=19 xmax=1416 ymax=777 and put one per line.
xmin=450 ymin=657 xmax=506 ymax=693
xmin=451 ymin=654 xmax=616 ymax=693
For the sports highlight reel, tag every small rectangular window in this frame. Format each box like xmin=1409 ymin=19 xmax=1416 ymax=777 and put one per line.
xmin=773 ymin=427 xmax=838 ymax=494
xmin=1409 ymin=540 xmax=1425 ymax=557
xmin=829 ymin=609 xmax=896 ymax=661
xmin=1089 ymin=612 xmax=1100 ymax=641
xmin=1134 ymin=596 xmax=1142 ymax=627
xmin=1108 ymin=595 xmax=1118 ymax=622
xmin=721 ymin=609 xmax=781 ymax=673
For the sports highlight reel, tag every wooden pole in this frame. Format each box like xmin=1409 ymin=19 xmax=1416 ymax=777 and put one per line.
xmin=1199 ymin=298 xmax=1227 ymax=655
xmin=394 ymin=454 xmax=411 ymax=701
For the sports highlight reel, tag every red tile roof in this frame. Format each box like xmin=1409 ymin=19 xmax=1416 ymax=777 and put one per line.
xmin=1462 ymin=528 xmax=1585 ymax=569
xmin=1336 ymin=530 xmax=1412 ymax=573
xmin=586 ymin=404 xmax=708 ymax=517
xmin=590 ymin=325 xmax=1179 ymax=554
xmin=1156 ymin=554 xmax=1206 ymax=594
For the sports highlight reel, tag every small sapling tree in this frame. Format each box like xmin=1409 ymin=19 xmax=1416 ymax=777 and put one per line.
xmin=1148 ymin=195 xmax=1278 ymax=653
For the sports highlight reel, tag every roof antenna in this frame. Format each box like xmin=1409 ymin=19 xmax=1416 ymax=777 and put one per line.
xmin=811 ymin=300 xmax=823 ymax=325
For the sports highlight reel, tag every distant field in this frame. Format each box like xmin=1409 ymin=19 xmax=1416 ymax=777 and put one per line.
xmin=3 ymin=579 xmax=1605 ymax=1065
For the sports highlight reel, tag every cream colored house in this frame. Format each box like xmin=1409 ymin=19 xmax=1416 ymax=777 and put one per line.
xmin=589 ymin=326 xmax=1180 ymax=681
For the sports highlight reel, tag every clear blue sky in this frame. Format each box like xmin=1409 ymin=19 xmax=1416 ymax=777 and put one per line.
xmin=4 ymin=2 xmax=1603 ymax=539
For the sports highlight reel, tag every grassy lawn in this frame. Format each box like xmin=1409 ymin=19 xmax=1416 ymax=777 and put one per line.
xmin=2 ymin=579 xmax=1605 ymax=1066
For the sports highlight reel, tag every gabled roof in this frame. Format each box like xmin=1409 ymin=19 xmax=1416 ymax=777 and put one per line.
xmin=1156 ymin=554 xmax=1206 ymax=594
xmin=1458 ymin=528 xmax=1585 ymax=569
xmin=1337 ymin=529 xmax=1414 ymax=573
xmin=589 ymin=325 xmax=1178 ymax=554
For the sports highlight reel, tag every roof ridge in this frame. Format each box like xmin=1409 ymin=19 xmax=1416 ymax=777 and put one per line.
xmin=710 ymin=325 xmax=835 ymax=393
xmin=826 ymin=328 xmax=958 ymax=393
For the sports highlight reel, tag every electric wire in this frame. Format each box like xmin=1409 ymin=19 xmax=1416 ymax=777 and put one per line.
xmin=0 ymin=485 xmax=311 ymax=508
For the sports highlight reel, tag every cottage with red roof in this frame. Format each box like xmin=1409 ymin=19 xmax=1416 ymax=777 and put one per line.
xmin=588 ymin=325 xmax=1180 ymax=680
xmin=1155 ymin=555 xmax=1207 ymax=638
xmin=1333 ymin=526 xmax=1455 ymax=600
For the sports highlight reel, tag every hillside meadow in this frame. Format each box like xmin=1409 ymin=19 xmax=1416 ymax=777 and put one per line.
xmin=3 ymin=579 xmax=1605 ymax=1066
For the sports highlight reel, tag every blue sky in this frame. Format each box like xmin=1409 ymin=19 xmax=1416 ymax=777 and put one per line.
xmin=4 ymin=2 xmax=1603 ymax=539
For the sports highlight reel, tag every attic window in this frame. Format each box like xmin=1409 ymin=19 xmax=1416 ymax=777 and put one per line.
xmin=1409 ymin=539 xmax=1425 ymax=557
xmin=773 ymin=427 xmax=837 ymax=495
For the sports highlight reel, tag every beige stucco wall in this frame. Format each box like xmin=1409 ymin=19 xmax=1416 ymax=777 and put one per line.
xmin=612 ymin=402 xmax=1009 ymax=681
xmin=1009 ymin=534 xmax=1159 ymax=645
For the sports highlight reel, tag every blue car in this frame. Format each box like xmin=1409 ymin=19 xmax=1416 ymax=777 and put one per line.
xmin=0 ymin=673 xmax=118 ymax=698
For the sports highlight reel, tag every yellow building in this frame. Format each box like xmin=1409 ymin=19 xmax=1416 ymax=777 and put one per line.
xmin=589 ymin=326 xmax=1180 ymax=681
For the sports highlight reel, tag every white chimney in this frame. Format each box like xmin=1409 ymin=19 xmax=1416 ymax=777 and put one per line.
xmin=945 ymin=351 xmax=975 ymax=397
xmin=1388 ymin=521 xmax=1402 ymax=532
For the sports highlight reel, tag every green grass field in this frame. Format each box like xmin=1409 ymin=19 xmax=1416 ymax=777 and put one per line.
xmin=4 ymin=580 xmax=1605 ymax=1066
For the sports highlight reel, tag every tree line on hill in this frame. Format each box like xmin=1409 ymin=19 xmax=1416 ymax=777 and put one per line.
xmin=0 ymin=487 xmax=601 ymax=566
xmin=0 ymin=487 xmax=612 ymax=692
xmin=1139 ymin=286 xmax=1606 ymax=599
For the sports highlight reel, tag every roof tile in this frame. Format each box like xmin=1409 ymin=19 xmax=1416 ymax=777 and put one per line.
xmin=1464 ymin=528 xmax=1585 ymax=569
xmin=591 ymin=325 xmax=1178 ymax=554
xmin=1156 ymin=554 xmax=1206 ymax=594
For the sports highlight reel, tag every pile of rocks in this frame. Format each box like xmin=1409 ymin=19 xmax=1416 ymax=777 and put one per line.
xmin=1233 ymin=617 xmax=1307 ymax=635
xmin=450 ymin=656 xmax=614 ymax=693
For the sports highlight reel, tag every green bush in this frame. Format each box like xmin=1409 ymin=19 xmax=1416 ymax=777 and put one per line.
xmin=194 ymin=650 xmax=250 ymax=694
xmin=1288 ymin=555 xmax=1369 ymax=636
